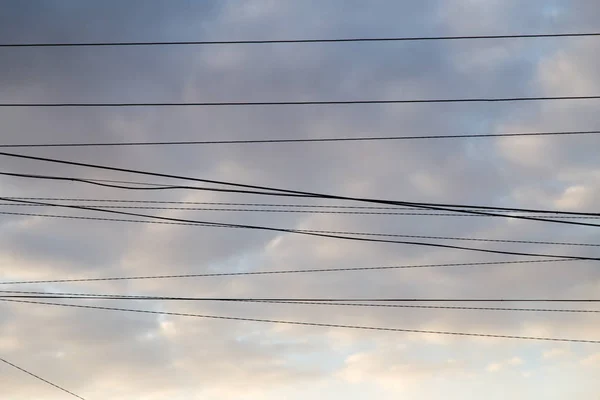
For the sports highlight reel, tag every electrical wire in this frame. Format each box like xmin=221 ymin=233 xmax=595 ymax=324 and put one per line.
xmin=2 ymin=202 xmax=600 ymax=219
xmin=0 ymin=259 xmax=576 ymax=285
xmin=3 ymin=290 xmax=600 ymax=303
xmin=1 ymin=160 xmax=599 ymax=223
xmin=2 ymin=195 xmax=598 ymax=216
xmin=0 ymin=196 xmax=588 ymax=212
xmin=3 ymin=298 xmax=599 ymax=344
xmin=0 ymin=357 xmax=85 ymax=400
xmin=1 ymin=210 xmax=598 ymax=247
xmin=2 ymin=32 xmax=600 ymax=47
xmin=2 ymin=197 xmax=599 ymax=261
xmin=0 ymin=172 xmax=315 ymax=198
xmin=4 ymin=95 xmax=600 ymax=107
xmin=2 ymin=129 xmax=600 ymax=148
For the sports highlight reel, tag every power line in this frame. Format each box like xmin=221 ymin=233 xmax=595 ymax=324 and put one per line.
xmin=3 ymin=202 xmax=600 ymax=219
xmin=2 ymin=197 xmax=599 ymax=261
xmin=1 ymin=210 xmax=598 ymax=248
xmin=1 ymin=292 xmax=599 ymax=314
xmin=4 ymin=95 xmax=600 ymax=107
xmin=2 ymin=32 xmax=600 ymax=48
xmin=3 ymin=290 xmax=600 ymax=303
xmin=2 ymin=195 xmax=598 ymax=216
xmin=0 ymin=357 xmax=85 ymax=400
xmin=0 ymin=259 xmax=576 ymax=285
xmin=1 ymin=204 xmax=600 ymax=220
xmin=0 ymin=171 xmax=317 ymax=198
xmin=2 ymin=129 xmax=600 ymax=148
xmin=1 ymin=157 xmax=599 ymax=223
xmin=4 ymin=298 xmax=599 ymax=344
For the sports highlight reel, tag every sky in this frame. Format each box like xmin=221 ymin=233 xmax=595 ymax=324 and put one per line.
xmin=1 ymin=0 xmax=600 ymax=399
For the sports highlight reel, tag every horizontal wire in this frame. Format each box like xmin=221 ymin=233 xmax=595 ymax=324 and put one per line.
xmin=1 ymin=195 xmax=597 ymax=216
xmin=2 ymin=32 xmax=600 ymax=47
xmin=2 ymin=154 xmax=600 ymax=225
xmin=0 ymin=259 xmax=576 ymax=285
xmin=4 ymin=299 xmax=599 ymax=344
xmin=3 ymin=290 xmax=600 ymax=303
xmin=2 ymin=170 xmax=598 ymax=217
xmin=2 ymin=203 xmax=600 ymax=219
xmin=2 ymin=129 xmax=600 ymax=148
xmin=0 ymin=197 xmax=583 ymax=212
xmin=3 ymin=198 xmax=599 ymax=261
xmin=1 ymin=293 xmax=599 ymax=313
xmin=0 ymin=210 xmax=598 ymax=247
xmin=3 ymin=95 xmax=600 ymax=107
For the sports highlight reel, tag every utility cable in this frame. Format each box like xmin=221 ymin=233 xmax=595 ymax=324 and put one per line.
xmin=3 ymin=290 xmax=600 ymax=303
xmin=2 ymin=197 xmax=599 ymax=261
xmin=2 ymin=129 xmax=600 ymax=148
xmin=0 ymin=161 xmax=599 ymax=224
xmin=0 ymin=357 xmax=85 ymax=400
xmin=4 ymin=95 xmax=600 ymax=107
xmin=2 ymin=32 xmax=600 ymax=47
xmin=0 ymin=210 xmax=598 ymax=247
xmin=2 ymin=202 xmax=600 ymax=219
xmin=3 ymin=299 xmax=599 ymax=344
xmin=0 ymin=259 xmax=576 ymax=286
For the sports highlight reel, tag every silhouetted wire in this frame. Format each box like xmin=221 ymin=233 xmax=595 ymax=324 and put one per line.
xmin=4 ymin=95 xmax=600 ymax=107
xmin=1 ymin=197 xmax=599 ymax=261
xmin=3 ymin=290 xmax=600 ymax=304
xmin=0 ymin=357 xmax=85 ymax=400
xmin=0 ymin=172 xmax=305 ymax=198
xmin=0 ymin=210 xmax=598 ymax=247
xmin=2 ymin=202 xmax=600 ymax=219
xmin=0 ymin=259 xmax=576 ymax=286
xmin=3 ymin=299 xmax=598 ymax=344
xmin=0 ymin=196 xmax=592 ymax=213
xmin=2 ymin=129 xmax=600 ymax=148
xmin=2 ymin=32 xmax=600 ymax=47
xmin=0 ymin=161 xmax=599 ymax=222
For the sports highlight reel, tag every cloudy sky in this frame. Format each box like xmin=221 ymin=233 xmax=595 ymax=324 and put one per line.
xmin=1 ymin=0 xmax=600 ymax=399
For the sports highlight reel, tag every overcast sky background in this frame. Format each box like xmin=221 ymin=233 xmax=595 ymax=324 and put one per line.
xmin=1 ymin=1 xmax=600 ymax=399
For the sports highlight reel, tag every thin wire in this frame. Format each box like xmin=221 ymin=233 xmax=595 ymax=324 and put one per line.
xmin=2 ymin=153 xmax=599 ymax=223
xmin=2 ymin=195 xmax=598 ymax=216
xmin=0 ymin=259 xmax=576 ymax=285
xmin=2 ymin=32 xmax=600 ymax=47
xmin=2 ymin=203 xmax=600 ymax=219
xmin=2 ymin=198 xmax=599 ymax=261
xmin=2 ymin=129 xmax=600 ymax=148
xmin=4 ymin=95 xmax=600 ymax=107
xmin=3 ymin=299 xmax=599 ymax=344
xmin=0 ymin=357 xmax=85 ymax=400
xmin=0 ymin=171 xmax=315 ymax=198
xmin=3 ymin=290 xmax=599 ymax=303
xmin=1 ymin=210 xmax=598 ymax=247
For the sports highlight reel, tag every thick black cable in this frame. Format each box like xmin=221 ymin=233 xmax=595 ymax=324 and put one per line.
xmin=3 ymin=299 xmax=599 ymax=344
xmin=0 ymin=156 xmax=596 ymax=223
xmin=2 ymin=197 xmax=599 ymax=261
xmin=0 ymin=357 xmax=85 ymax=400
xmin=0 ymin=259 xmax=575 ymax=286
xmin=2 ymin=129 xmax=600 ymax=148
xmin=4 ymin=95 xmax=600 ymax=107
xmin=1 ymin=161 xmax=599 ymax=223
xmin=2 ymin=32 xmax=600 ymax=47
xmin=0 ymin=171 xmax=310 ymax=198
xmin=2 ymin=202 xmax=600 ymax=219
xmin=0 ymin=196 xmax=591 ymax=213
xmin=3 ymin=290 xmax=599 ymax=303
xmin=0 ymin=210 xmax=598 ymax=247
